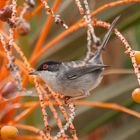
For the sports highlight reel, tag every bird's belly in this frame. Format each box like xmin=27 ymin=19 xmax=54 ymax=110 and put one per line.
xmin=52 ymin=82 xmax=83 ymax=97
xmin=54 ymin=73 xmax=103 ymax=97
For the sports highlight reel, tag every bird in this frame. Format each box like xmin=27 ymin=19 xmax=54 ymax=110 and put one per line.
xmin=30 ymin=16 xmax=119 ymax=100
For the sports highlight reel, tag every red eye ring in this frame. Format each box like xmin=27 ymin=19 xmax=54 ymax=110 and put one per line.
xmin=43 ymin=64 xmax=48 ymax=70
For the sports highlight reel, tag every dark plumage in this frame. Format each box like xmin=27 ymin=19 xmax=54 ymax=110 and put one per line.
xmin=37 ymin=61 xmax=61 ymax=72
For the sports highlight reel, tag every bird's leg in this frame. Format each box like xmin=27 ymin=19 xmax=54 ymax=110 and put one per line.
xmin=72 ymin=93 xmax=90 ymax=101
xmin=70 ymin=91 xmax=90 ymax=101
xmin=64 ymin=91 xmax=90 ymax=104
xmin=72 ymin=95 xmax=87 ymax=101
xmin=64 ymin=95 xmax=87 ymax=104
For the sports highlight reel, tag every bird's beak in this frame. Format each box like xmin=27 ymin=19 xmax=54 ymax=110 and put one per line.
xmin=29 ymin=71 xmax=38 ymax=75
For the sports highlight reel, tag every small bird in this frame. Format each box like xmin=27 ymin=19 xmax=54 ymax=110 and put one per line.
xmin=30 ymin=16 xmax=119 ymax=99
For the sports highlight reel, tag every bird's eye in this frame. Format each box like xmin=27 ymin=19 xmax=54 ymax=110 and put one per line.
xmin=43 ymin=64 xmax=48 ymax=70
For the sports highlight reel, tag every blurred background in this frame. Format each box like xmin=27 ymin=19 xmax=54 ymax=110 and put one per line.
xmin=1 ymin=0 xmax=140 ymax=139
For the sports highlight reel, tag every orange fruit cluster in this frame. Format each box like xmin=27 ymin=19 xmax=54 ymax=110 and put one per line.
xmin=132 ymin=88 xmax=140 ymax=103
xmin=132 ymin=51 xmax=140 ymax=103
xmin=0 ymin=125 xmax=18 ymax=140
xmin=134 ymin=51 xmax=140 ymax=65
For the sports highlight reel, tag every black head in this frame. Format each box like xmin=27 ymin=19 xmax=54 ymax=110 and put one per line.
xmin=36 ymin=61 xmax=61 ymax=72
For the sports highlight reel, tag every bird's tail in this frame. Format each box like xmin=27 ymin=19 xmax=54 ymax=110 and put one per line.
xmin=92 ymin=16 xmax=120 ymax=60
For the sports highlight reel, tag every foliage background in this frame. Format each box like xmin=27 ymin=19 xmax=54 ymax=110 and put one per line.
xmin=1 ymin=0 xmax=140 ymax=140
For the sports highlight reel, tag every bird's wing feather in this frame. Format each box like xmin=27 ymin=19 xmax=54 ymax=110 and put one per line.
xmin=64 ymin=64 xmax=106 ymax=80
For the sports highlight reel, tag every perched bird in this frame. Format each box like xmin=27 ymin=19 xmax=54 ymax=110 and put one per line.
xmin=30 ymin=16 xmax=119 ymax=99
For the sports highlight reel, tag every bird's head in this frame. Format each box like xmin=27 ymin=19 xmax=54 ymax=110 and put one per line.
xmin=29 ymin=61 xmax=61 ymax=75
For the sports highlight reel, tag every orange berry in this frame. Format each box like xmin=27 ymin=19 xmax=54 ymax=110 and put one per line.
xmin=134 ymin=51 xmax=140 ymax=65
xmin=132 ymin=88 xmax=140 ymax=103
xmin=0 ymin=125 xmax=18 ymax=140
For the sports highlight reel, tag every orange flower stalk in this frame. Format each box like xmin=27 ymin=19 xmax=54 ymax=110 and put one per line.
xmin=31 ymin=0 xmax=62 ymax=59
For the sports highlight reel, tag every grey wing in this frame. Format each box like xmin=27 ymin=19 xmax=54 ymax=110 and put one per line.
xmin=64 ymin=64 xmax=106 ymax=80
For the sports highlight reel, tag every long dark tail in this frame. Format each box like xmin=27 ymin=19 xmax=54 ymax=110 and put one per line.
xmin=94 ymin=16 xmax=120 ymax=58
